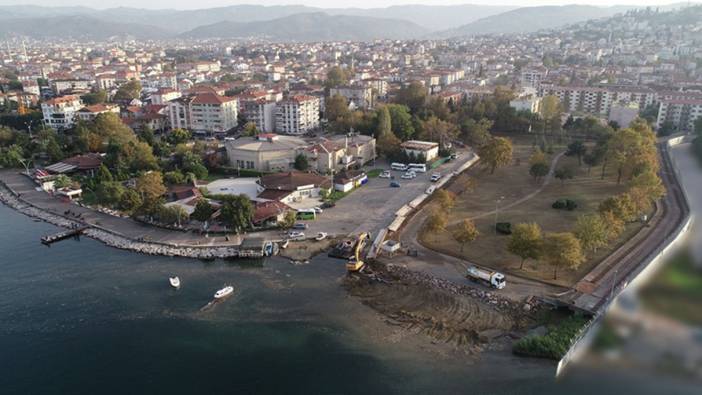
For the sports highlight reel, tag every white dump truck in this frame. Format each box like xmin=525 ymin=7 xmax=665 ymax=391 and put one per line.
xmin=466 ymin=265 xmax=506 ymax=289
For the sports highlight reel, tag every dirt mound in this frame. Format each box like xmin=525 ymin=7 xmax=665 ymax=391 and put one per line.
xmin=344 ymin=263 xmax=531 ymax=352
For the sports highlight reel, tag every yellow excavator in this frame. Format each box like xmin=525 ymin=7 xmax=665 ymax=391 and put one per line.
xmin=346 ymin=232 xmax=371 ymax=272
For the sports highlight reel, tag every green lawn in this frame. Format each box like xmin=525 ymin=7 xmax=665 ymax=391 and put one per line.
xmin=366 ymin=168 xmax=384 ymax=178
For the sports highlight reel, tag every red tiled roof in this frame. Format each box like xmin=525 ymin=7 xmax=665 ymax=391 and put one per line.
xmin=61 ymin=153 xmax=102 ymax=170
xmin=253 ymin=200 xmax=290 ymax=224
xmin=259 ymin=171 xmax=330 ymax=191
xmin=192 ymin=92 xmax=236 ymax=105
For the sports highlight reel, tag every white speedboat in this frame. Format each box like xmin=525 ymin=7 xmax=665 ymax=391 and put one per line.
xmin=315 ymin=232 xmax=328 ymax=241
xmin=214 ymin=285 xmax=234 ymax=299
xmin=169 ymin=276 xmax=180 ymax=288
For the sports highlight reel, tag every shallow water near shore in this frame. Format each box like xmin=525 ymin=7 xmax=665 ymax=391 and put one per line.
xmin=0 ymin=204 xmax=698 ymax=394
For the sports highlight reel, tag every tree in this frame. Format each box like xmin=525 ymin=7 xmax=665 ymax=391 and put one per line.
xmin=325 ymin=66 xmax=349 ymax=88
xmin=0 ymin=144 xmax=24 ymax=167
xmin=598 ymin=193 xmax=637 ymax=223
xmin=325 ymin=94 xmax=351 ymax=126
xmin=435 ymin=189 xmax=456 ymax=211
xmin=395 ymin=81 xmax=427 ymax=114
xmin=629 ymin=170 xmax=665 ymax=203
xmin=452 ymin=219 xmax=479 ymax=252
xmin=386 ymin=104 xmax=415 ymax=141
xmin=81 ymin=90 xmax=107 ymax=105
xmin=96 ymin=181 xmax=125 ymax=206
xmin=280 ymin=210 xmax=296 ymax=229
xmin=460 ymin=118 xmax=492 ymax=148
xmin=168 ymin=128 xmax=192 ymax=145
xmin=53 ymin=174 xmax=72 ymax=189
xmin=136 ymin=171 xmax=166 ymax=214
xmin=164 ymin=170 xmax=186 ymax=185
xmin=242 ymin=122 xmax=259 ymax=137
xmin=192 ymin=199 xmax=215 ymax=222
xmin=529 ymin=162 xmax=549 ymax=181
xmin=425 ymin=209 xmax=448 ymax=240
xmin=508 ymin=223 xmax=543 ymax=269
xmin=217 ymin=194 xmax=254 ymax=233
xmin=158 ymin=205 xmax=188 ymax=226
xmin=528 ymin=148 xmax=547 ymax=167
xmin=566 ymin=141 xmax=586 ymax=166
xmin=479 ymin=136 xmax=513 ymax=174
xmin=419 ymin=116 xmax=458 ymax=149
xmin=376 ymin=106 xmax=401 ymax=157
xmin=574 ymin=214 xmax=609 ymax=253
xmin=113 ymin=80 xmax=142 ymax=101
xmin=294 ymin=153 xmax=309 ymax=171
xmin=119 ymin=189 xmax=142 ymax=213
xmin=599 ymin=210 xmax=625 ymax=242
xmin=543 ymin=232 xmax=585 ymax=280
xmin=554 ymin=166 xmax=575 ymax=185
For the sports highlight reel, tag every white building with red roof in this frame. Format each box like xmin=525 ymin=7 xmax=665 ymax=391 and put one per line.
xmin=275 ymin=95 xmax=320 ymax=135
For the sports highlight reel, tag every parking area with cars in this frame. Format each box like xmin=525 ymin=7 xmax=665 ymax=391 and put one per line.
xmin=296 ymin=150 xmax=475 ymax=237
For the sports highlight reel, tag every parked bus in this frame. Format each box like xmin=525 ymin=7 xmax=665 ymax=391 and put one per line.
xmin=296 ymin=209 xmax=317 ymax=220
xmin=407 ymin=163 xmax=427 ymax=173
xmin=391 ymin=163 xmax=408 ymax=171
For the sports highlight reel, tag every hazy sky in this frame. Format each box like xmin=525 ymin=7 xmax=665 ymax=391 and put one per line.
xmin=0 ymin=1 xmax=688 ymax=10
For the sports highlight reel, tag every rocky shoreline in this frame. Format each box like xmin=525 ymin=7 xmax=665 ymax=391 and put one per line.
xmin=0 ymin=183 xmax=245 ymax=260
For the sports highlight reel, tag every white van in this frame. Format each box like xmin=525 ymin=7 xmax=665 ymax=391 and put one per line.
xmin=391 ymin=162 xmax=408 ymax=171
xmin=407 ymin=163 xmax=427 ymax=173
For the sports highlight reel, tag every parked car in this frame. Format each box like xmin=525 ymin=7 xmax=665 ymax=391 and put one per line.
xmin=313 ymin=207 xmax=323 ymax=214
xmin=430 ymin=173 xmax=441 ymax=182
xmin=390 ymin=181 xmax=401 ymax=188
xmin=401 ymin=171 xmax=416 ymax=179
xmin=287 ymin=231 xmax=305 ymax=240
xmin=321 ymin=201 xmax=336 ymax=209
xmin=292 ymin=223 xmax=308 ymax=230
xmin=379 ymin=170 xmax=392 ymax=178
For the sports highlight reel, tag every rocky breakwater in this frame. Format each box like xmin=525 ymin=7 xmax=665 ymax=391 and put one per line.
xmin=0 ymin=183 xmax=243 ymax=259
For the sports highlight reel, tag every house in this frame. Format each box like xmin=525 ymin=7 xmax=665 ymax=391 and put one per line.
xmin=224 ymin=133 xmax=308 ymax=172
xmin=305 ymin=134 xmax=376 ymax=174
xmin=275 ymin=95 xmax=320 ymax=135
xmin=166 ymin=91 xmax=238 ymax=133
xmin=76 ymin=104 xmax=121 ymax=121
xmin=44 ymin=153 xmax=103 ymax=176
xmin=257 ymin=171 xmax=331 ymax=205
xmin=252 ymin=200 xmax=291 ymax=227
xmin=400 ymin=140 xmax=439 ymax=162
xmin=333 ymin=170 xmax=368 ymax=192
xmin=41 ymin=95 xmax=83 ymax=130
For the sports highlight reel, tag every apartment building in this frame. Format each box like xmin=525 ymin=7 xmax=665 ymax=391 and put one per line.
xmin=538 ymin=84 xmax=655 ymax=116
xmin=167 ymin=92 xmax=238 ymax=133
xmin=41 ymin=95 xmax=83 ymax=130
xmin=242 ymin=99 xmax=277 ymax=133
xmin=275 ymin=95 xmax=320 ymax=135
xmin=329 ymin=85 xmax=374 ymax=110
xmin=656 ymin=98 xmax=702 ymax=133
xmin=76 ymin=103 xmax=121 ymax=122
xmin=520 ymin=68 xmax=548 ymax=89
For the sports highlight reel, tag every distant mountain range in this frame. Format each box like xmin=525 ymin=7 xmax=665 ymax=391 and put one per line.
xmin=0 ymin=3 xmax=698 ymax=41
xmin=180 ymin=12 xmax=428 ymax=41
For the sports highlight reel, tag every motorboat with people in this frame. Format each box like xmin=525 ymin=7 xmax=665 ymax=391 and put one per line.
xmin=169 ymin=276 xmax=181 ymax=288
xmin=214 ymin=285 xmax=234 ymax=299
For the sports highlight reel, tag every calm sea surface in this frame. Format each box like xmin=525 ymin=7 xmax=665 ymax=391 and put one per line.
xmin=0 ymin=204 xmax=697 ymax=394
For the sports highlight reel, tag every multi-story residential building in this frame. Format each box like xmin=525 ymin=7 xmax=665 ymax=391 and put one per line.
xmin=41 ymin=95 xmax=83 ymax=130
xmin=95 ymin=73 xmax=117 ymax=91
xmin=329 ymin=85 xmax=374 ymax=110
xmin=242 ymin=99 xmax=277 ymax=133
xmin=538 ymin=84 xmax=656 ymax=116
xmin=520 ymin=68 xmax=548 ymax=89
xmin=510 ymin=95 xmax=542 ymax=113
xmin=656 ymin=98 xmax=702 ymax=133
xmin=275 ymin=95 xmax=320 ymax=135
xmin=608 ymin=102 xmax=640 ymax=128
xmin=158 ymin=72 xmax=178 ymax=90
xmin=51 ymin=79 xmax=91 ymax=95
xmin=363 ymin=78 xmax=388 ymax=98
xmin=190 ymin=92 xmax=238 ymax=133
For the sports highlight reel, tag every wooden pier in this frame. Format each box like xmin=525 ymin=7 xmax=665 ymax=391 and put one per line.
xmin=41 ymin=227 xmax=88 ymax=245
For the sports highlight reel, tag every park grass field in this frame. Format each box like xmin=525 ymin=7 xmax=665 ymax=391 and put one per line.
xmin=419 ymin=135 xmax=650 ymax=287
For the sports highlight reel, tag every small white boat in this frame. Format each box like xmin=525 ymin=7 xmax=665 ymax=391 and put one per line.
xmin=214 ymin=285 xmax=234 ymax=299
xmin=315 ymin=232 xmax=328 ymax=241
xmin=169 ymin=276 xmax=180 ymax=288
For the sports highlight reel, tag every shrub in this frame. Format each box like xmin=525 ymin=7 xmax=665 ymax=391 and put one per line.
xmin=496 ymin=222 xmax=512 ymax=235
xmin=513 ymin=315 xmax=589 ymax=360
xmin=552 ymin=199 xmax=577 ymax=211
